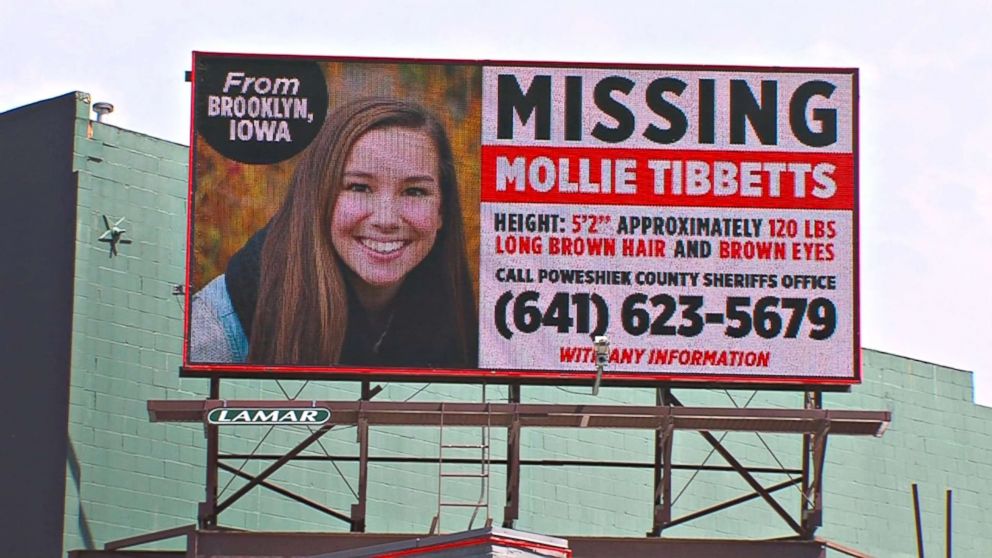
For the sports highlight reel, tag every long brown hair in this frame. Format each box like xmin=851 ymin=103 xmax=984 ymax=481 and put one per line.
xmin=249 ymin=98 xmax=477 ymax=366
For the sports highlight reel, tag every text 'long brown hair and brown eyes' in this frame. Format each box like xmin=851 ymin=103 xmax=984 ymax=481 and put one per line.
xmin=249 ymin=98 xmax=478 ymax=367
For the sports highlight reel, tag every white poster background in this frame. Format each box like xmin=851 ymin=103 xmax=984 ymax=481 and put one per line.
xmin=479 ymin=203 xmax=854 ymax=378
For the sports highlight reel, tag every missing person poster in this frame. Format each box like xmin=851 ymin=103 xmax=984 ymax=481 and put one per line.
xmin=185 ymin=52 xmax=859 ymax=387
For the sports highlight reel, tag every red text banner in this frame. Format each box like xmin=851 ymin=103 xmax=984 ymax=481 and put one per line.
xmin=481 ymin=146 xmax=855 ymax=210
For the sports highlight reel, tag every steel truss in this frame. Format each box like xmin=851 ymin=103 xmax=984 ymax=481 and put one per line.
xmin=133 ymin=382 xmax=888 ymax=550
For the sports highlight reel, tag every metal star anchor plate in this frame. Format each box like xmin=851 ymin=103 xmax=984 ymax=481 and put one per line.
xmin=98 ymin=215 xmax=132 ymax=257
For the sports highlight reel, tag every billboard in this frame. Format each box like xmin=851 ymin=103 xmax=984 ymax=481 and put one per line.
xmin=184 ymin=52 xmax=859 ymax=387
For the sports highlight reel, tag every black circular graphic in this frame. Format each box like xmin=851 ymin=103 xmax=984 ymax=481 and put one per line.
xmin=195 ymin=57 xmax=328 ymax=164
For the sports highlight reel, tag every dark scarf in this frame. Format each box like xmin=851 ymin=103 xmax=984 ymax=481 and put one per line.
xmin=224 ymin=227 xmax=267 ymax=338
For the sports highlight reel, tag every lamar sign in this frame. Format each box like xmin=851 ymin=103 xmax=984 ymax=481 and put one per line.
xmin=206 ymin=407 xmax=331 ymax=426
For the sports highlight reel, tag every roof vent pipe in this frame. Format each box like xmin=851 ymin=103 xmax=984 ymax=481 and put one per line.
xmin=92 ymin=102 xmax=114 ymax=122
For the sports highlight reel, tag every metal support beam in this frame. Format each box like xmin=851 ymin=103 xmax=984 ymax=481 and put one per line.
xmin=913 ymin=483 xmax=925 ymax=558
xmin=801 ymin=391 xmax=825 ymax=536
xmin=651 ymin=389 xmax=663 ymax=536
xmin=661 ymin=417 xmax=673 ymax=529
xmin=701 ymin=428 xmax=804 ymax=535
xmin=149 ymin=400 xmax=890 ymax=435
xmin=142 ymin=396 xmax=888 ymax=540
xmin=218 ymin=463 xmax=352 ymax=524
xmin=503 ymin=384 xmax=521 ymax=528
xmin=199 ymin=378 xmax=220 ymax=529
xmin=667 ymin=477 xmax=801 ymax=530
xmin=360 ymin=381 xmax=383 ymax=401
xmin=800 ymin=392 xmax=813 ymax=533
xmin=650 ymin=387 xmax=673 ymax=537
xmin=103 ymin=523 xmax=194 ymax=551
xmin=813 ymin=536 xmax=876 ymax=558
xmin=665 ymin=392 xmax=804 ymax=536
xmin=351 ymin=415 xmax=369 ymax=532
xmin=807 ymin=418 xmax=829 ymax=535
xmin=946 ymin=488 xmax=953 ymax=558
xmin=349 ymin=380 xmax=379 ymax=532
xmin=217 ymin=452 xmax=801 ymax=473
xmin=216 ymin=423 xmax=334 ymax=515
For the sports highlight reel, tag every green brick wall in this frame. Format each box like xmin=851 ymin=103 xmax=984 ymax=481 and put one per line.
xmin=64 ymin=93 xmax=199 ymax=551
xmin=60 ymin=93 xmax=992 ymax=557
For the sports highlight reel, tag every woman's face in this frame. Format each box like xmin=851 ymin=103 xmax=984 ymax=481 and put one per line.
xmin=331 ymin=126 xmax=443 ymax=295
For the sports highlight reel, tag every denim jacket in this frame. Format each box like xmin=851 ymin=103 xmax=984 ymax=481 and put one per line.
xmin=189 ymin=275 xmax=249 ymax=363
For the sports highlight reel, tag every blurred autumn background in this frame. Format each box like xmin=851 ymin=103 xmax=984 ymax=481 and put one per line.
xmin=191 ymin=60 xmax=482 ymax=295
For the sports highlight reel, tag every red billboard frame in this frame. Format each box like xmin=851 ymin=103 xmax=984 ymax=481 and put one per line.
xmin=182 ymin=51 xmax=860 ymax=389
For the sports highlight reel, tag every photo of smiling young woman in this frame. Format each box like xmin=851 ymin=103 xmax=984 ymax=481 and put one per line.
xmin=189 ymin=98 xmax=478 ymax=368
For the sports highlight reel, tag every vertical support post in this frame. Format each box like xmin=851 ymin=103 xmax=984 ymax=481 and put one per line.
xmin=650 ymin=388 xmax=673 ymax=536
xmin=351 ymin=396 xmax=369 ymax=532
xmin=662 ymin=401 xmax=673 ymax=531
xmin=913 ymin=483 xmax=925 ymax=558
xmin=199 ymin=378 xmax=220 ymax=529
xmin=801 ymin=391 xmax=823 ymax=537
xmin=808 ymin=417 xmax=828 ymax=536
xmin=946 ymin=489 xmax=952 ymax=558
xmin=652 ymin=388 xmax=664 ymax=536
xmin=503 ymin=384 xmax=521 ymax=528
xmin=800 ymin=391 xmax=812 ymax=535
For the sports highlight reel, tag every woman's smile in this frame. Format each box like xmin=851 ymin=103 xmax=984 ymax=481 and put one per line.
xmin=359 ymin=237 xmax=407 ymax=256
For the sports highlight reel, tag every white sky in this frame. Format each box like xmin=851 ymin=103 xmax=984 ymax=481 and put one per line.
xmin=2 ymin=0 xmax=990 ymax=405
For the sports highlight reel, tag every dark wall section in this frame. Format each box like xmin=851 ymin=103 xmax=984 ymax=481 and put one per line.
xmin=0 ymin=93 xmax=79 ymax=557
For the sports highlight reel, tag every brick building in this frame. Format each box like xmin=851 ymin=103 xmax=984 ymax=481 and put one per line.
xmin=1 ymin=92 xmax=990 ymax=557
